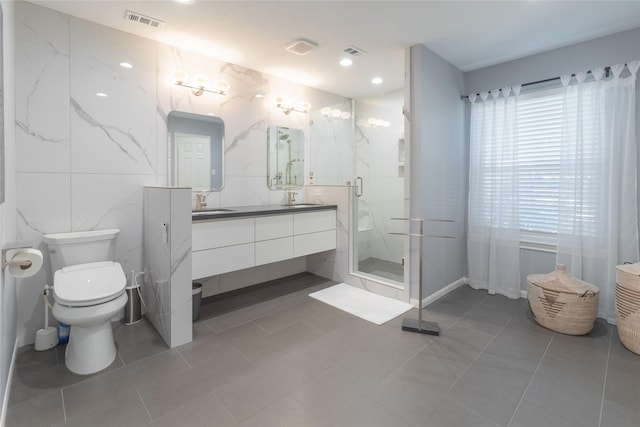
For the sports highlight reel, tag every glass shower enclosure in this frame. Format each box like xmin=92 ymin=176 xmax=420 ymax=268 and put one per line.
xmin=351 ymin=90 xmax=406 ymax=286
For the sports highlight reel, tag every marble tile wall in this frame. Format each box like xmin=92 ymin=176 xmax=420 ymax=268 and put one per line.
xmin=14 ymin=2 xmax=352 ymax=345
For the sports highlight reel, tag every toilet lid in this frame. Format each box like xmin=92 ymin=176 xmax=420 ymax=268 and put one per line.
xmin=54 ymin=261 xmax=126 ymax=306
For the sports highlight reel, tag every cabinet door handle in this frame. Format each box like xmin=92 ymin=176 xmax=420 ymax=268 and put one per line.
xmin=355 ymin=176 xmax=363 ymax=197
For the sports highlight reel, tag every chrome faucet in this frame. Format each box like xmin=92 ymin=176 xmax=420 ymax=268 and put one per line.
xmin=286 ymin=190 xmax=298 ymax=206
xmin=195 ymin=192 xmax=208 ymax=211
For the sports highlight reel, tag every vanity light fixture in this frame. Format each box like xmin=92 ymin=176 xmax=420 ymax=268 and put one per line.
xmin=275 ymin=97 xmax=311 ymax=115
xmin=366 ymin=117 xmax=391 ymax=128
xmin=172 ymin=70 xmax=230 ymax=96
xmin=320 ymin=107 xmax=351 ymax=120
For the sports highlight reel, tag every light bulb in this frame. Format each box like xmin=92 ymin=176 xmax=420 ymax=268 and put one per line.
xmin=320 ymin=107 xmax=332 ymax=116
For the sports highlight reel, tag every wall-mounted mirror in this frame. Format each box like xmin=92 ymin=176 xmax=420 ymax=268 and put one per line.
xmin=268 ymin=126 xmax=304 ymax=189
xmin=168 ymin=111 xmax=224 ymax=191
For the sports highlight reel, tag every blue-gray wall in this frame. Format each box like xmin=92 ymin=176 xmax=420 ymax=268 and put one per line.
xmin=409 ymin=45 xmax=467 ymax=300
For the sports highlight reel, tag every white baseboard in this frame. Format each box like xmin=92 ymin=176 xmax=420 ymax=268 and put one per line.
xmin=1 ymin=338 xmax=19 ymax=427
xmin=410 ymin=277 xmax=468 ymax=307
xmin=520 ymin=289 xmax=527 ymax=299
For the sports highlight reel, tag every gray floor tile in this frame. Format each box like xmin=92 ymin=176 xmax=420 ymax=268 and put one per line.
xmin=546 ymin=318 xmax=611 ymax=368
xmin=325 ymin=394 xmax=412 ymax=427
xmin=483 ymin=326 xmax=551 ymax=373
xmin=149 ymin=391 xmax=238 ymax=427
xmin=604 ymin=354 xmax=640 ymax=411
xmin=13 ymin=345 xmax=58 ymax=376
xmin=139 ymin=347 xmax=254 ymax=419
xmin=215 ymin=349 xmax=325 ymax=422
xmin=510 ymin=397 xmax=598 ymax=427
xmin=252 ymin=307 xmax=299 ymax=334
xmin=420 ymin=323 xmax=494 ymax=372
xmin=520 ymin=353 xmax=604 ymax=426
xmin=370 ymin=351 xmax=462 ymax=425
xmin=423 ymin=397 xmax=500 ymax=427
xmin=113 ymin=318 xmax=159 ymax=348
xmin=447 ymin=353 xmax=534 ymax=427
xmin=214 ymin=321 xmax=271 ymax=348
xmin=204 ymin=301 xmax=281 ymax=332
xmin=117 ymin=332 xmax=171 ymax=366
xmin=600 ymin=398 xmax=640 ymax=427
xmin=53 ymin=390 xmax=151 ymax=427
xmin=235 ymin=322 xmax=320 ymax=364
xmin=5 ymin=390 xmax=64 ymax=427
xmin=62 ymin=349 xmax=190 ymax=419
xmin=238 ymin=395 xmax=322 ymax=427
xmin=176 ymin=332 xmax=235 ymax=367
xmin=506 ymin=302 xmax=555 ymax=336
xmin=192 ymin=320 xmax=216 ymax=341
xmin=457 ymin=295 xmax=521 ymax=336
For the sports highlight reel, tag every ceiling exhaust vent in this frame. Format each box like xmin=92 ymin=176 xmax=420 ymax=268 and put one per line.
xmin=285 ymin=39 xmax=317 ymax=56
xmin=124 ymin=10 xmax=164 ymax=28
xmin=344 ymin=45 xmax=366 ymax=56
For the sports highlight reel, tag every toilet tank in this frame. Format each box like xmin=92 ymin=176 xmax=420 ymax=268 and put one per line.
xmin=43 ymin=229 xmax=120 ymax=273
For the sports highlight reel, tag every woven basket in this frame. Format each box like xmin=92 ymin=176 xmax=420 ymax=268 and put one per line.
xmin=615 ymin=263 xmax=640 ymax=355
xmin=527 ymin=264 xmax=599 ymax=335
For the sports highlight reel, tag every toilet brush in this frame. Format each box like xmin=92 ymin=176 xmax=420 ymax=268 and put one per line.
xmin=34 ymin=286 xmax=58 ymax=351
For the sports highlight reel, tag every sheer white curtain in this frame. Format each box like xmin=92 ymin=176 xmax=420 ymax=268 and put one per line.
xmin=557 ymin=61 xmax=640 ymax=322
xmin=467 ymin=86 xmax=523 ymax=299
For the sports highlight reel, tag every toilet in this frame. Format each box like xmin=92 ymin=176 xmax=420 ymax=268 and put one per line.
xmin=43 ymin=229 xmax=127 ymax=375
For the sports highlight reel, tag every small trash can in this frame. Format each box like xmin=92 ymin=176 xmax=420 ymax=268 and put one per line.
xmin=192 ymin=282 xmax=203 ymax=321
xmin=124 ymin=284 xmax=142 ymax=325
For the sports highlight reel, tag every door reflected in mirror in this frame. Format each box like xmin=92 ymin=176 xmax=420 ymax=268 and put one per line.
xmin=168 ymin=111 xmax=224 ymax=191
xmin=268 ymin=126 xmax=304 ymax=190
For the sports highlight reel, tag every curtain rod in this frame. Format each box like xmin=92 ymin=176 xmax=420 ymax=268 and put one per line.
xmin=460 ymin=64 xmax=623 ymax=101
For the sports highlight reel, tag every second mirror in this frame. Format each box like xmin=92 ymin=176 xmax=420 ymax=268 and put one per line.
xmin=268 ymin=126 xmax=304 ymax=189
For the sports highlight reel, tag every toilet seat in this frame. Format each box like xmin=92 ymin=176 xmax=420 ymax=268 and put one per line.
xmin=53 ymin=261 xmax=126 ymax=307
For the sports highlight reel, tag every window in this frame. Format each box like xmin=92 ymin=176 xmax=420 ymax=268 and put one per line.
xmin=469 ymin=85 xmax=601 ymax=243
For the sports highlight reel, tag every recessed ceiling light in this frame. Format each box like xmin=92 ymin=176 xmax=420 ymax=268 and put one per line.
xmin=173 ymin=0 xmax=195 ymax=4
xmin=371 ymin=77 xmax=383 ymax=85
xmin=120 ymin=62 xmax=133 ymax=69
xmin=339 ymin=58 xmax=353 ymax=67
xmin=96 ymin=92 xmax=108 ymax=97
xmin=255 ymin=93 xmax=264 ymax=98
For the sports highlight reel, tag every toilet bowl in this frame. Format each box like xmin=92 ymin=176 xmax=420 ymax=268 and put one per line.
xmin=43 ymin=229 xmax=127 ymax=375
xmin=51 ymin=261 xmax=127 ymax=375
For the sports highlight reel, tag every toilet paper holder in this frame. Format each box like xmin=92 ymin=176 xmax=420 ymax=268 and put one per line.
xmin=2 ymin=245 xmax=34 ymax=270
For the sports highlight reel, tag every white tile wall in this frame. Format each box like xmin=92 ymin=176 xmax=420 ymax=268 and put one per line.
xmin=15 ymin=2 xmax=353 ymax=345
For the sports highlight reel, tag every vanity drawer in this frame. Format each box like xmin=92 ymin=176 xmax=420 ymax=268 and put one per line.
xmin=192 ymin=243 xmax=255 ymax=279
xmin=255 ymin=214 xmax=293 ymax=241
xmin=293 ymin=210 xmax=336 ymax=235
xmin=294 ymin=229 xmax=336 ymax=257
xmin=192 ymin=218 xmax=254 ymax=251
xmin=255 ymin=237 xmax=294 ymax=266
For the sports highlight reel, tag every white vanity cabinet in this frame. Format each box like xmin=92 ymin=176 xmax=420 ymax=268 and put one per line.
xmin=293 ymin=210 xmax=337 ymax=257
xmin=255 ymin=214 xmax=294 ymax=266
xmin=192 ymin=208 xmax=336 ymax=280
xmin=192 ymin=218 xmax=255 ymax=279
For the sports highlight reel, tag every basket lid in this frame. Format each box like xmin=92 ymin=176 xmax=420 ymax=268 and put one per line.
xmin=527 ymin=264 xmax=599 ymax=294
xmin=615 ymin=262 xmax=640 ymax=276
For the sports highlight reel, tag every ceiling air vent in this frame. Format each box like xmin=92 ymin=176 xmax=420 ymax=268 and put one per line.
xmin=344 ymin=45 xmax=366 ymax=56
xmin=124 ymin=10 xmax=164 ymax=28
xmin=285 ymin=39 xmax=317 ymax=56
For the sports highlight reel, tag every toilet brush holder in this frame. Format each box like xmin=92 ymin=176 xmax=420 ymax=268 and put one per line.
xmin=35 ymin=327 xmax=58 ymax=351
xmin=35 ymin=287 xmax=58 ymax=351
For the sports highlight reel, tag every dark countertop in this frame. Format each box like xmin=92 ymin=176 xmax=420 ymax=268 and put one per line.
xmin=192 ymin=204 xmax=337 ymax=221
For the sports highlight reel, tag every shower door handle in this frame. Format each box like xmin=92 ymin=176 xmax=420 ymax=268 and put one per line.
xmin=355 ymin=176 xmax=363 ymax=197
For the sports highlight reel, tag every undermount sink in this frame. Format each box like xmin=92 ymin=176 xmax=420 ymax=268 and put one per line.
xmin=192 ymin=209 xmax=235 ymax=215
xmin=288 ymin=204 xmax=318 ymax=208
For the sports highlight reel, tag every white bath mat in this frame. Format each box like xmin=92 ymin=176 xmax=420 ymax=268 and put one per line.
xmin=309 ymin=283 xmax=413 ymax=325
